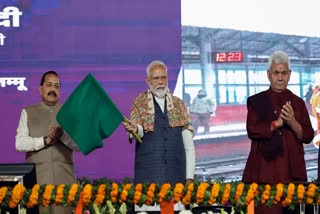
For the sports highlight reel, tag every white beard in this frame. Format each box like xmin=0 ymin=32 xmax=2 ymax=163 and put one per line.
xmin=150 ymin=85 xmax=168 ymax=98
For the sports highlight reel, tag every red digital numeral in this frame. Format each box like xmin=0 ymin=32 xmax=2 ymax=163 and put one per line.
xmin=227 ymin=52 xmax=234 ymax=61
xmin=216 ymin=53 xmax=226 ymax=62
xmin=234 ymin=52 xmax=243 ymax=61
xmin=215 ymin=52 xmax=243 ymax=63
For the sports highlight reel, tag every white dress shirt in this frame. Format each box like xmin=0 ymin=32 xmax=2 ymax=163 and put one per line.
xmin=15 ymin=109 xmax=79 ymax=152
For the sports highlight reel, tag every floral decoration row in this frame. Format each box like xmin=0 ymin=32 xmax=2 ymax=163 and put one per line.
xmin=0 ymin=179 xmax=319 ymax=213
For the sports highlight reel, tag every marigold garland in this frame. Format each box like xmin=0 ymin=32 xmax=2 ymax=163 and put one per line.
xmin=173 ymin=183 xmax=184 ymax=203
xmin=118 ymin=183 xmax=132 ymax=204
xmin=282 ymin=183 xmax=295 ymax=207
xmin=67 ymin=183 xmax=79 ymax=206
xmin=145 ymin=183 xmax=156 ymax=205
xmin=0 ymin=186 xmax=8 ymax=204
xmin=274 ymin=183 xmax=284 ymax=204
xmin=195 ymin=182 xmax=209 ymax=205
xmin=41 ymin=184 xmax=54 ymax=207
xmin=110 ymin=182 xmax=119 ymax=203
xmin=54 ymin=184 xmax=65 ymax=206
xmin=157 ymin=183 xmax=171 ymax=203
xmin=245 ymin=182 xmax=258 ymax=206
xmin=260 ymin=184 xmax=271 ymax=204
xmin=8 ymin=183 xmax=26 ymax=209
xmin=94 ymin=184 xmax=106 ymax=206
xmin=234 ymin=182 xmax=245 ymax=204
xmin=305 ymin=183 xmax=317 ymax=204
xmin=181 ymin=182 xmax=194 ymax=205
xmin=132 ymin=183 xmax=142 ymax=204
xmin=82 ymin=183 xmax=93 ymax=206
xmin=2 ymin=181 xmax=320 ymax=212
xmin=221 ymin=183 xmax=231 ymax=205
xmin=208 ymin=183 xmax=220 ymax=205
xmin=26 ymin=184 xmax=40 ymax=208
xmin=296 ymin=184 xmax=305 ymax=204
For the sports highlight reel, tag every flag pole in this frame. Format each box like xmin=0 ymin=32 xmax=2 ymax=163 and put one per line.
xmin=123 ymin=117 xmax=142 ymax=143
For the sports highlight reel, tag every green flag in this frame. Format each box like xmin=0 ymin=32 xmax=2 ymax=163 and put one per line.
xmin=57 ymin=73 xmax=124 ymax=155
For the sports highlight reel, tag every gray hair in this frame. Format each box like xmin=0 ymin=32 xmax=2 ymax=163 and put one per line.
xmin=267 ymin=50 xmax=291 ymax=71
xmin=146 ymin=60 xmax=167 ymax=77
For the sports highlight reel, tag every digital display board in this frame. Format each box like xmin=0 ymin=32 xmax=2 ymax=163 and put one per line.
xmin=214 ymin=51 xmax=243 ymax=63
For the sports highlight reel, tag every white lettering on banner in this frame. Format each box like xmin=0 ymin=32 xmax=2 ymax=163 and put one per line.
xmin=0 ymin=77 xmax=28 ymax=91
xmin=0 ymin=78 xmax=6 ymax=87
xmin=0 ymin=33 xmax=6 ymax=45
xmin=0 ymin=6 xmax=23 ymax=27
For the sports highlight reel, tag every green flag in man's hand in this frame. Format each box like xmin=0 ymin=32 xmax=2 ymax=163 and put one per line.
xmin=57 ymin=73 xmax=124 ymax=155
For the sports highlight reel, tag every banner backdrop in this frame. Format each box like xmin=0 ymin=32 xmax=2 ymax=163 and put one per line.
xmin=0 ymin=0 xmax=181 ymax=180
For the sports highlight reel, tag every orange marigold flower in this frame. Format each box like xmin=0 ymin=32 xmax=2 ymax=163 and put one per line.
xmin=260 ymin=184 xmax=271 ymax=204
xmin=67 ymin=184 xmax=79 ymax=206
xmin=94 ymin=184 xmax=106 ymax=206
xmin=181 ymin=183 xmax=194 ymax=205
xmin=8 ymin=184 xmax=26 ymax=209
xmin=82 ymin=184 xmax=93 ymax=206
xmin=296 ymin=184 xmax=305 ymax=204
xmin=26 ymin=184 xmax=40 ymax=208
xmin=145 ymin=183 xmax=157 ymax=205
xmin=173 ymin=183 xmax=184 ymax=203
xmin=245 ymin=182 xmax=258 ymax=205
xmin=208 ymin=183 xmax=220 ymax=205
xmin=0 ymin=186 xmax=8 ymax=204
xmin=119 ymin=183 xmax=132 ymax=204
xmin=196 ymin=182 xmax=209 ymax=205
xmin=305 ymin=183 xmax=317 ymax=204
xmin=234 ymin=182 xmax=245 ymax=204
xmin=158 ymin=183 xmax=171 ymax=203
xmin=274 ymin=183 xmax=284 ymax=204
xmin=110 ymin=182 xmax=119 ymax=203
xmin=42 ymin=184 xmax=55 ymax=207
xmin=54 ymin=184 xmax=65 ymax=206
xmin=281 ymin=183 xmax=295 ymax=207
xmin=221 ymin=183 xmax=231 ymax=205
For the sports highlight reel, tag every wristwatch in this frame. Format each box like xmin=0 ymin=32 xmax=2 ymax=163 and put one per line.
xmin=43 ymin=136 xmax=48 ymax=147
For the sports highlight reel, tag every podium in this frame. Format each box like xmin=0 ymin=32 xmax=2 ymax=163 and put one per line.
xmin=0 ymin=163 xmax=38 ymax=214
